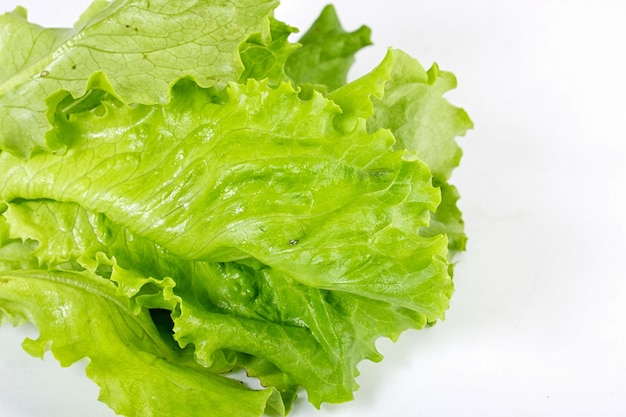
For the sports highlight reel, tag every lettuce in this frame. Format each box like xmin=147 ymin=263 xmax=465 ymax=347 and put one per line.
xmin=0 ymin=1 xmax=472 ymax=416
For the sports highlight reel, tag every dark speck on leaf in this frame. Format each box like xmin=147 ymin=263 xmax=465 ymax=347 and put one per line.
xmin=369 ymin=169 xmax=391 ymax=177
xmin=289 ymin=239 xmax=299 ymax=246
xmin=71 ymin=64 xmax=77 ymax=70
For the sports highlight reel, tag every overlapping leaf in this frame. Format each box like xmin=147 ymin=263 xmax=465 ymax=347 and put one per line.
xmin=0 ymin=2 xmax=471 ymax=417
xmin=0 ymin=0 xmax=277 ymax=157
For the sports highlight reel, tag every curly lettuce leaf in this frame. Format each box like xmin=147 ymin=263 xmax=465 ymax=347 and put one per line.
xmin=0 ymin=267 xmax=282 ymax=417
xmin=330 ymin=49 xmax=472 ymax=254
xmin=0 ymin=2 xmax=472 ymax=416
xmin=0 ymin=0 xmax=278 ymax=157
xmin=2 ymin=198 xmax=300 ymax=409
xmin=284 ymin=4 xmax=372 ymax=93
xmin=420 ymin=183 xmax=467 ymax=253
xmin=367 ymin=50 xmax=473 ymax=183
xmin=0 ymin=198 xmax=289 ymax=415
xmin=0 ymin=75 xmax=451 ymax=407
xmin=1 ymin=76 xmax=446 ymax=306
xmin=367 ymin=51 xmax=472 ymax=254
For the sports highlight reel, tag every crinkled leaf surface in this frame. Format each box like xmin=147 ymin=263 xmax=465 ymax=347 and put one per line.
xmin=366 ymin=52 xmax=472 ymax=254
xmin=0 ymin=0 xmax=278 ymax=157
xmin=0 ymin=2 xmax=472 ymax=417
xmin=0 ymin=75 xmax=451 ymax=407
xmin=1 ymin=77 xmax=447 ymax=306
xmin=332 ymin=49 xmax=473 ymax=254
xmin=367 ymin=50 xmax=473 ymax=183
xmin=0 ymin=268 xmax=281 ymax=417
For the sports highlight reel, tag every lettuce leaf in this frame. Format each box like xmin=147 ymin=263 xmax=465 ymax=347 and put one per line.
xmin=0 ymin=0 xmax=278 ymax=157
xmin=0 ymin=268 xmax=283 ymax=417
xmin=366 ymin=50 xmax=473 ymax=254
xmin=331 ymin=48 xmax=472 ymax=255
xmin=1 ymin=74 xmax=450 ymax=406
xmin=0 ymin=1 xmax=471 ymax=416
xmin=284 ymin=5 xmax=372 ymax=93
xmin=239 ymin=16 xmax=300 ymax=86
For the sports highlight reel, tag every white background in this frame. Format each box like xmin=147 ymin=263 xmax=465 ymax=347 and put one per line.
xmin=1 ymin=0 xmax=625 ymax=416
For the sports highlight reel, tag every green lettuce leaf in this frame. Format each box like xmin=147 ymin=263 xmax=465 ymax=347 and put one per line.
xmin=367 ymin=51 xmax=472 ymax=254
xmin=1 ymin=198 xmax=300 ymax=408
xmin=0 ymin=2 xmax=471 ymax=416
xmin=0 ymin=268 xmax=282 ymax=417
xmin=284 ymin=5 xmax=372 ymax=93
xmin=0 ymin=0 xmax=278 ymax=157
xmin=239 ymin=17 xmax=300 ymax=86
xmin=420 ymin=183 xmax=467 ymax=253
xmin=367 ymin=50 xmax=473 ymax=184
xmin=331 ymin=48 xmax=472 ymax=255
xmin=2 ymin=76 xmax=446 ymax=303
xmin=0 ymin=74 xmax=451 ymax=407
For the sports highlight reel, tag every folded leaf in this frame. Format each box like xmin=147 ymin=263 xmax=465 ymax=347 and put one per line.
xmin=0 ymin=268 xmax=281 ymax=417
xmin=368 ymin=50 xmax=472 ymax=183
xmin=333 ymin=49 xmax=473 ymax=255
